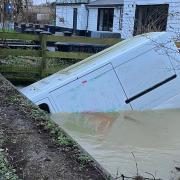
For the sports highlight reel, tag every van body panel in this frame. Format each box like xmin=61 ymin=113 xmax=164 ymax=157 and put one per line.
xmin=114 ymin=47 xmax=177 ymax=109
xmin=154 ymin=92 xmax=180 ymax=109
xmin=50 ymin=63 xmax=131 ymax=112
xmin=127 ymin=76 xmax=180 ymax=110
xmin=20 ymin=32 xmax=180 ymax=113
xmin=21 ymin=32 xmax=169 ymax=100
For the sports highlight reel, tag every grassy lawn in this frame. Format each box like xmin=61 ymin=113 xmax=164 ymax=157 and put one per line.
xmin=0 ymin=56 xmax=80 ymax=82
xmin=0 ymin=29 xmax=16 ymax=33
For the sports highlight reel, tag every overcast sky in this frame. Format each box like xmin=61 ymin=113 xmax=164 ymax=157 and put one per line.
xmin=33 ymin=0 xmax=55 ymax=5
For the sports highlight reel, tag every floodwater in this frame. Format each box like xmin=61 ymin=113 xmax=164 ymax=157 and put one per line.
xmin=52 ymin=110 xmax=180 ymax=179
xmin=16 ymin=86 xmax=24 ymax=90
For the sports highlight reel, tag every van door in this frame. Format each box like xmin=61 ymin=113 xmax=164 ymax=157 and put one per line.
xmin=50 ymin=63 xmax=131 ymax=112
xmin=114 ymin=49 xmax=177 ymax=109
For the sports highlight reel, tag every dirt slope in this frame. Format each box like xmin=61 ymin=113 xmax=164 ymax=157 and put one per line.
xmin=0 ymin=75 xmax=106 ymax=180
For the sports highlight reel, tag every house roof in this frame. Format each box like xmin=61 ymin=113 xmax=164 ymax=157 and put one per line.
xmin=55 ymin=0 xmax=89 ymax=6
xmin=87 ymin=0 xmax=124 ymax=7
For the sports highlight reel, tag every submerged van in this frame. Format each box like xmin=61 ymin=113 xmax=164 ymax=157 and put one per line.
xmin=21 ymin=32 xmax=180 ymax=113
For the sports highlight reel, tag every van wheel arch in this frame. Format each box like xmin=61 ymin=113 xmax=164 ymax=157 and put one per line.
xmin=38 ymin=103 xmax=50 ymax=113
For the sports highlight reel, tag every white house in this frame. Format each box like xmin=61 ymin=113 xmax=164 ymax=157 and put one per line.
xmin=55 ymin=0 xmax=180 ymax=39
xmin=122 ymin=0 xmax=180 ymax=40
xmin=55 ymin=0 xmax=89 ymax=36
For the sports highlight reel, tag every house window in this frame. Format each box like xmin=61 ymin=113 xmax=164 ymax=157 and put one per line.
xmin=134 ymin=4 xmax=169 ymax=35
xmin=97 ymin=8 xmax=114 ymax=31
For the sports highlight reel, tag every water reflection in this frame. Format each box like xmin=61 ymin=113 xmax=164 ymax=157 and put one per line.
xmin=51 ymin=110 xmax=180 ymax=179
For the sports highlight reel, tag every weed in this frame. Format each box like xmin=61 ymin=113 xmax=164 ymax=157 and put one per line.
xmin=0 ymin=131 xmax=20 ymax=180
xmin=0 ymin=152 xmax=19 ymax=180
xmin=8 ymin=95 xmax=22 ymax=104
xmin=57 ymin=133 xmax=74 ymax=146
xmin=46 ymin=121 xmax=55 ymax=130
xmin=30 ymin=108 xmax=45 ymax=119
xmin=78 ymin=154 xmax=91 ymax=165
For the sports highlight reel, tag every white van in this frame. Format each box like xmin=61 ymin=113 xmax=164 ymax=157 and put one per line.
xmin=21 ymin=32 xmax=180 ymax=113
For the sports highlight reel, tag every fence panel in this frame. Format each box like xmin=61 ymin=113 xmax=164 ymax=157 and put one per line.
xmin=0 ymin=32 xmax=118 ymax=82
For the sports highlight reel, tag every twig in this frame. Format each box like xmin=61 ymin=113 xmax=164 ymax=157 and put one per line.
xmin=145 ymin=172 xmax=156 ymax=180
xmin=116 ymin=174 xmax=161 ymax=180
xmin=132 ymin=152 xmax=139 ymax=176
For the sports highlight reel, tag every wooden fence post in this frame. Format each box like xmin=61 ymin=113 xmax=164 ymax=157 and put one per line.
xmin=40 ymin=34 xmax=47 ymax=78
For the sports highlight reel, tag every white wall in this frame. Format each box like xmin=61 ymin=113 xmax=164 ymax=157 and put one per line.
xmin=121 ymin=1 xmax=136 ymax=39
xmin=113 ymin=7 xmax=123 ymax=33
xmin=87 ymin=8 xmax=98 ymax=31
xmin=166 ymin=1 xmax=180 ymax=40
xmin=121 ymin=0 xmax=180 ymax=39
xmin=56 ymin=5 xmax=74 ymax=29
xmin=77 ymin=4 xmax=88 ymax=30
xmin=56 ymin=4 xmax=87 ymax=30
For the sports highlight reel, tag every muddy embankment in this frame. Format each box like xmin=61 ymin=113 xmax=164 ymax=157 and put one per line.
xmin=0 ymin=74 xmax=106 ymax=180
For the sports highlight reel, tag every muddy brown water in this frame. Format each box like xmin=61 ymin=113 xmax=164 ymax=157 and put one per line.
xmin=51 ymin=110 xmax=180 ymax=179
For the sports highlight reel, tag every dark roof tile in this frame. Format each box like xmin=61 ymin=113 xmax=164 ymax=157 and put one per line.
xmin=87 ymin=0 xmax=124 ymax=7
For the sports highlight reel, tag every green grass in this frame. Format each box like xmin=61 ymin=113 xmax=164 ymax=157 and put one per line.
xmin=0 ymin=56 xmax=78 ymax=82
xmin=0 ymin=29 xmax=16 ymax=33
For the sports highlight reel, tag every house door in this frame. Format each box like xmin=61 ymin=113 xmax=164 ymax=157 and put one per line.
xmin=97 ymin=8 xmax=114 ymax=31
xmin=73 ymin=8 xmax=78 ymax=33
xmin=133 ymin=4 xmax=169 ymax=36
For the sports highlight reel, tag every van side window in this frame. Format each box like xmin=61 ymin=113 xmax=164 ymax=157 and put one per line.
xmin=38 ymin=103 xmax=50 ymax=113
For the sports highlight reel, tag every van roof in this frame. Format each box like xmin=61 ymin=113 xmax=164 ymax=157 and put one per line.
xmin=21 ymin=32 xmax=169 ymax=100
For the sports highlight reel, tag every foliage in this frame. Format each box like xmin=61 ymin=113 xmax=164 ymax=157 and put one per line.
xmin=0 ymin=131 xmax=19 ymax=180
xmin=78 ymin=154 xmax=91 ymax=165
xmin=0 ymin=152 xmax=19 ymax=180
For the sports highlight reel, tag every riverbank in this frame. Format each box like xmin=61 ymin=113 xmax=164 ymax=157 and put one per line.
xmin=0 ymin=74 xmax=106 ymax=180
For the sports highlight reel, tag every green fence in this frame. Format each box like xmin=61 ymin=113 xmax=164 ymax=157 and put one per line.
xmin=0 ymin=32 xmax=120 ymax=82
